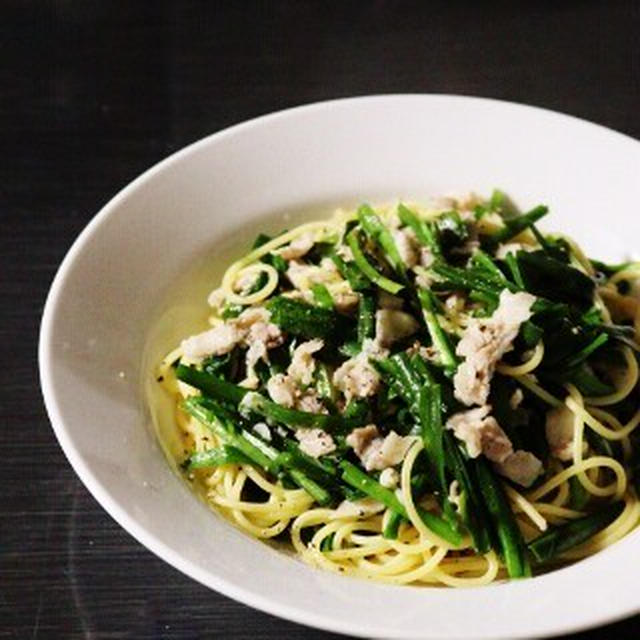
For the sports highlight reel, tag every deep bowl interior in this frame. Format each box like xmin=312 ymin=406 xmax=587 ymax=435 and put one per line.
xmin=39 ymin=95 xmax=640 ymax=639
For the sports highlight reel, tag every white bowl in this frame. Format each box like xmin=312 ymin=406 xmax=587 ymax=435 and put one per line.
xmin=40 ymin=95 xmax=640 ymax=639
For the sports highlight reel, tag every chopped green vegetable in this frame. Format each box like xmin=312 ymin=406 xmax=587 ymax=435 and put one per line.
xmin=488 ymin=205 xmax=549 ymax=245
xmin=311 ymin=283 xmax=334 ymax=309
xmin=346 ymin=229 xmax=404 ymax=294
xmin=417 ymin=289 xmax=458 ymax=372
xmin=267 ymin=296 xmax=352 ymax=340
xmin=397 ymin=203 xmax=441 ymax=256
xmin=358 ymin=204 xmax=406 ymax=274
xmin=528 ymin=502 xmax=624 ymax=563
xmin=475 ymin=458 xmax=531 ymax=578
xmin=182 ymin=445 xmax=251 ymax=470
xmin=357 ymin=293 xmax=376 ymax=345
xmin=340 ymin=461 xmax=462 ymax=545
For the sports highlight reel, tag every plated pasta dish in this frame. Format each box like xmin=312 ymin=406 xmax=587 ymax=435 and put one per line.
xmin=156 ymin=192 xmax=640 ymax=586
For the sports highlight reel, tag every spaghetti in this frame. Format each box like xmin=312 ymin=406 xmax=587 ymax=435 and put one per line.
xmin=156 ymin=193 xmax=640 ymax=586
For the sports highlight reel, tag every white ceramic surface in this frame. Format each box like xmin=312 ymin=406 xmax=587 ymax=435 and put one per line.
xmin=40 ymin=95 xmax=640 ymax=639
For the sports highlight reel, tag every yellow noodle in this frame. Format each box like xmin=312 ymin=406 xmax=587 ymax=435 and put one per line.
xmin=496 ymin=341 xmax=544 ymax=376
xmin=401 ymin=439 xmax=461 ymax=549
xmin=357 ymin=553 xmax=422 ymax=577
xmin=363 ymin=548 xmax=448 ymax=585
xmin=566 ymin=384 xmax=613 ymax=497
xmin=223 ymin=263 xmax=280 ymax=305
xmin=505 ymin=485 xmax=548 ymax=532
xmin=515 ymin=374 xmax=563 ymax=407
xmin=527 ymin=456 xmax=626 ymax=502
xmin=566 ymin=397 xmax=640 ymax=441
xmin=550 ymin=477 xmax=570 ymax=507
xmin=590 ymin=407 xmax=633 ymax=459
xmin=533 ymin=503 xmax=584 ymax=520
xmin=431 ymin=551 xmax=500 ymax=587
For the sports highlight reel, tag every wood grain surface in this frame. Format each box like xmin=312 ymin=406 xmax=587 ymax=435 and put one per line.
xmin=2 ymin=1 xmax=638 ymax=638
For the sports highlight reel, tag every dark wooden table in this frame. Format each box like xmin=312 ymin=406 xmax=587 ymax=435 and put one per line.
xmin=2 ymin=1 xmax=639 ymax=638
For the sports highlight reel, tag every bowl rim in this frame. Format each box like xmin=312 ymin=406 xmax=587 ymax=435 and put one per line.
xmin=39 ymin=93 xmax=640 ymax=639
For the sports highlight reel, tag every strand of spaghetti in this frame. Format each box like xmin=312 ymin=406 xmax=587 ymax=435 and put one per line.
xmin=301 ymin=528 xmax=359 ymax=575
xmin=223 ymin=262 xmax=279 ymax=305
xmin=400 ymin=439 xmax=460 ymax=549
xmin=364 ymin=547 xmax=449 ymax=585
xmin=311 ymin=520 xmax=356 ymax=551
xmin=333 ymin=519 xmax=383 ymax=548
xmin=586 ymin=465 xmax=600 ymax=486
xmin=290 ymin=508 xmax=338 ymax=555
xmin=159 ymin=346 xmax=182 ymax=370
xmin=347 ymin=553 xmax=421 ymax=582
xmin=388 ymin=537 xmax=441 ymax=555
xmin=330 ymin=518 xmax=373 ymax=548
xmin=566 ymin=396 xmax=640 ymax=441
xmin=550 ymin=478 xmax=570 ymax=507
xmin=496 ymin=341 xmax=545 ymax=376
xmin=533 ymin=503 xmax=584 ymax=520
xmin=233 ymin=466 xmax=247 ymax=494
xmin=349 ymin=530 xmax=388 ymax=546
xmin=438 ymin=553 xmax=498 ymax=572
xmin=527 ymin=456 xmax=626 ymax=502
xmin=565 ymin=384 xmax=609 ymax=497
xmin=586 ymin=347 xmax=638 ymax=406
xmin=504 ymin=485 xmax=548 ymax=532
xmin=324 ymin=542 xmax=394 ymax=561
xmin=224 ymin=469 xmax=298 ymax=536
xmin=211 ymin=494 xmax=312 ymax=516
xmin=589 ymin=407 xmax=633 ymax=459
xmin=515 ymin=374 xmax=563 ymax=407
xmin=241 ymin=465 xmax=295 ymax=498
xmin=345 ymin=516 xmax=388 ymax=544
xmin=157 ymin=347 xmax=184 ymax=394
xmin=220 ymin=468 xmax=288 ymax=537
xmin=231 ymin=508 xmax=291 ymax=538
xmin=228 ymin=467 xmax=245 ymax=496
xmin=230 ymin=472 xmax=311 ymax=510
xmin=431 ymin=551 xmax=500 ymax=588
xmin=356 ymin=553 xmax=423 ymax=577
xmin=538 ymin=459 xmax=573 ymax=520
xmin=222 ymin=464 xmax=238 ymax=495
xmin=204 ymin=466 xmax=228 ymax=488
